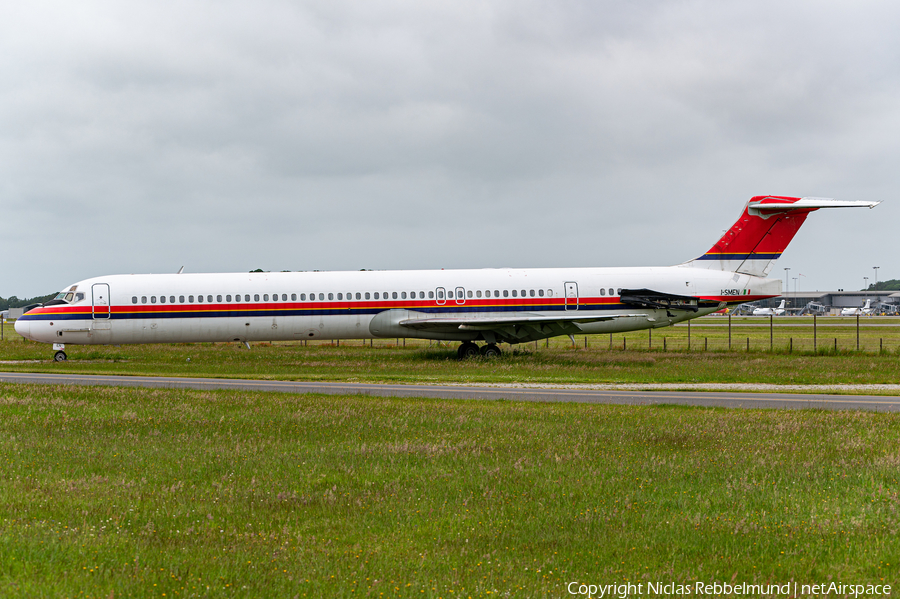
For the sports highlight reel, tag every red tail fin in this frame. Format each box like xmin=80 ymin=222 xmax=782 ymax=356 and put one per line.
xmin=684 ymin=196 xmax=879 ymax=276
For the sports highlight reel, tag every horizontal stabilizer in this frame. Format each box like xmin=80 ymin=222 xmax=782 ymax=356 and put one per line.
xmin=683 ymin=195 xmax=881 ymax=277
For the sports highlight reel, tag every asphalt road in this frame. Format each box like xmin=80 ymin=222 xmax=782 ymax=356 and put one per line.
xmin=1 ymin=372 xmax=898 ymax=412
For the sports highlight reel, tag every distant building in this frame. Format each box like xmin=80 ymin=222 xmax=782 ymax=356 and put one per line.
xmin=750 ymin=291 xmax=900 ymax=314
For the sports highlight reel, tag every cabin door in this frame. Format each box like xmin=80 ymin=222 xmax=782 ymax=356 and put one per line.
xmin=564 ymin=282 xmax=579 ymax=310
xmin=92 ymin=283 xmax=111 ymax=319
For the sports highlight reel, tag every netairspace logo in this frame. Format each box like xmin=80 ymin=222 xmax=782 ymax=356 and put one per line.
xmin=566 ymin=581 xmax=893 ymax=598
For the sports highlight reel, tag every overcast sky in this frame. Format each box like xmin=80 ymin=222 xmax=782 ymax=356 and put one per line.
xmin=2 ymin=0 xmax=898 ymax=297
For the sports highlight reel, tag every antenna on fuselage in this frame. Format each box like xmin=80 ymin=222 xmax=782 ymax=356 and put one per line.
xmin=177 ymin=266 xmax=185 ymax=274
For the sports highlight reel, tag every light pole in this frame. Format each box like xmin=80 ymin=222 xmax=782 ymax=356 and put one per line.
xmin=793 ymin=277 xmax=798 ymax=296
xmin=873 ymin=266 xmax=880 ymax=287
xmin=784 ymin=267 xmax=790 ymax=297
xmin=864 ymin=276 xmax=869 ymax=291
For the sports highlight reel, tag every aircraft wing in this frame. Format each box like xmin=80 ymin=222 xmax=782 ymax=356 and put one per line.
xmin=397 ymin=312 xmax=647 ymax=343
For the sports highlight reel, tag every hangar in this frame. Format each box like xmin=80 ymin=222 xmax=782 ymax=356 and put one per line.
xmin=750 ymin=291 xmax=900 ymax=314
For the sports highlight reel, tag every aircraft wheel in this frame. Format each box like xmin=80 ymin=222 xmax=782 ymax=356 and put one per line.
xmin=53 ymin=350 xmax=67 ymax=362
xmin=457 ymin=342 xmax=480 ymax=360
xmin=480 ymin=344 xmax=501 ymax=358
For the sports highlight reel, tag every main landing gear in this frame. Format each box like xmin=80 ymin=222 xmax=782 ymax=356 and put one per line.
xmin=457 ymin=342 xmax=501 ymax=360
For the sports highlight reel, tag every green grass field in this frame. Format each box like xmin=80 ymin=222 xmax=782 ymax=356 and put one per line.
xmin=1 ymin=383 xmax=898 ymax=598
xmin=2 ymin=317 xmax=900 ymax=390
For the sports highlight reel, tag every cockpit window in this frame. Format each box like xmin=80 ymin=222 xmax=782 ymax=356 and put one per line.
xmin=75 ymin=292 xmax=85 ymax=302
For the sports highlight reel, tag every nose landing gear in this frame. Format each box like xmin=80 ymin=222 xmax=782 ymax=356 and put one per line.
xmin=457 ymin=342 xmax=501 ymax=359
xmin=54 ymin=350 xmax=67 ymax=362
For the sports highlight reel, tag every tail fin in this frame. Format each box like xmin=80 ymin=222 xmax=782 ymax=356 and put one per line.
xmin=778 ymin=299 xmax=785 ymax=309
xmin=683 ymin=196 xmax=880 ymax=276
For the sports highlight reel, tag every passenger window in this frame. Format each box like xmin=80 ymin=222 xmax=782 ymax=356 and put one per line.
xmin=263 ymin=294 xmax=269 ymax=301
xmin=356 ymin=292 xmax=361 ymax=300
xmin=254 ymin=294 xmax=259 ymax=302
xmin=217 ymin=295 xmax=222 ymax=302
xmin=179 ymin=296 xmax=185 ymax=303
xmin=521 ymin=290 xmax=526 ymax=297
xmin=318 ymin=293 xmax=324 ymax=300
xmin=299 ymin=294 xmax=305 ymax=301
xmin=419 ymin=291 xmax=425 ymax=299
xmin=467 ymin=290 xmax=473 ymax=298
xmin=617 ymin=288 xmax=622 ymax=295
xmin=235 ymin=294 xmax=241 ymax=302
xmin=512 ymin=290 xmax=517 ymax=297
xmin=392 ymin=292 xmax=398 ymax=299
xmin=539 ymin=289 xmax=544 ymax=297
xmin=291 ymin=294 xmax=296 ymax=301
xmin=169 ymin=296 xmax=175 ymax=303
xmin=437 ymin=290 xmax=443 ymax=299
xmin=547 ymin=289 xmax=553 ymax=297
xmin=476 ymin=290 xmax=482 ymax=298
xmin=243 ymin=294 xmax=249 ymax=302
xmin=198 ymin=295 xmax=204 ymax=303
xmin=530 ymin=289 xmax=535 ymax=297
xmin=142 ymin=296 xmax=147 ymax=304
xmin=151 ymin=296 xmax=157 ymax=304
xmin=372 ymin=292 xmax=378 ymax=299
xmin=273 ymin=294 xmax=278 ymax=302
xmin=401 ymin=292 xmax=407 ymax=299
xmin=448 ymin=291 xmax=454 ymax=299
xmin=365 ymin=292 xmax=370 ymax=300
xmin=282 ymin=294 xmax=287 ymax=301
xmin=610 ymin=288 xmax=615 ymax=296
xmin=160 ymin=296 xmax=166 ymax=304
xmin=600 ymin=289 xmax=605 ymax=296
xmin=337 ymin=293 xmax=342 ymax=300
xmin=132 ymin=296 xmax=138 ymax=304
xmin=188 ymin=295 xmax=194 ymax=303
xmin=328 ymin=293 xmax=333 ymax=300
xmin=429 ymin=291 xmax=434 ymax=299
xmin=503 ymin=290 xmax=509 ymax=297
xmin=225 ymin=295 xmax=231 ymax=302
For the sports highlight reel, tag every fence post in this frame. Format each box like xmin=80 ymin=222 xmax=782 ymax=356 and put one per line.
xmin=546 ymin=338 xmax=550 ymax=349
xmin=834 ymin=338 xmax=837 ymax=353
xmin=813 ymin=314 xmax=817 ymax=352
xmin=623 ymin=337 xmax=627 ymax=350
xmin=856 ymin=314 xmax=860 ymax=351
xmin=687 ymin=319 xmax=691 ymax=350
xmin=790 ymin=337 xmax=793 ymax=353
xmin=648 ymin=328 xmax=652 ymax=350
xmin=769 ymin=315 xmax=773 ymax=351
xmin=880 ymin=338 xmax=883 ymax=353
xmin=584 ymin=336 xmax=588 ymax=349
xmin=704 ymin=337 xmax=708 ymax=351
xmin=746 ymin=337 xmax=749 ymax=352
xmin=609 ymin=334 xmax=612 ymax=349
xmin=663 ymin=337 xmax=667 ymax=352
xmin=728 ymin=313 xmax=732 ymax=350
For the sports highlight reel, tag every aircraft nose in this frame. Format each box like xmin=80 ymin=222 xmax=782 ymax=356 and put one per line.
xmin=14 ymin=317 xmax=31 ymax=340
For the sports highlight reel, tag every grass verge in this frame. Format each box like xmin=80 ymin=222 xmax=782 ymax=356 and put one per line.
xmin=1 ymin=383 xmax=898 ymax=597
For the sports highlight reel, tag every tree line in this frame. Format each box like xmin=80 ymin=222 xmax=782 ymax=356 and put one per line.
xmin=0 ymin=293 xmax=57 ymax=311
xmin=866 ymin=279 xmax=900 ymax=291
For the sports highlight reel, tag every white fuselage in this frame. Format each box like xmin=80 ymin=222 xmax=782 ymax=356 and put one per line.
xmin=16 ymin=265 xmax=780 ymax=346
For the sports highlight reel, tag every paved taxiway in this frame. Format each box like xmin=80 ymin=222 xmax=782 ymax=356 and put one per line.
xmin=1 ymin=372 xmax=897 ymax=412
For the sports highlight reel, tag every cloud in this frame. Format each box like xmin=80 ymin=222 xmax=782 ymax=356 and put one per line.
xmin=1 ymin=0 xmax=898 ymax=296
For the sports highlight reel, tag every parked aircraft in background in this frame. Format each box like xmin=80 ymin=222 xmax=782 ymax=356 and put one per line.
xmin=841 ymin=299 xmax=875 ymax=316
xmin=752 ymin=299 xmax=786 ymax=316
xmin=17 ymin=196 xmax=879 ymax=361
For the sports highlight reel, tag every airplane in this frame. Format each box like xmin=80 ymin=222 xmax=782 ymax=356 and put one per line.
xmin=840 ymin=299 xmax=875 ymax=316
xmin=16 ymin=195 xmax=879 ymax=362
xmin=752 ymin=299 xmax=786 ymax=316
